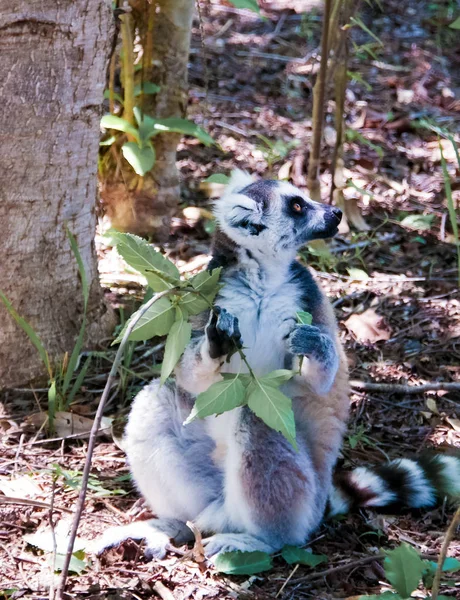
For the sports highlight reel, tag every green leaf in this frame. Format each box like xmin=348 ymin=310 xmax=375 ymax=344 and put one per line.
xmin=400 ymin=214 xmax=435 ymax=231
xmin=296 ymin=310 xmax=313 ymax=325
xmin=109 ymin=232 xmax=180 ymax=292
xmin=113 ymin=296 xmax=175 ymax=344
xmin=179 ymin=268 xmax=222 ymax=315
xmin=52 ymin=552 xmax=88 ymax=574
xmin=135 ymin=111 xmax=214 ymax=146
xmin=160 ymin=315 xmax=192 ymax=384
xmin=260 ymin=370 xmax=295 ymax=387
xmin=358 ymin=594 xmax=402 ymax=600
xmin=213 ymin=551 xmax=272 ymax=575
xmin=347 ymin=267 xmax=369 ymax=281
xmin=383 ymin=543 xmax=426 ymax=598
xmin=100 ymin=114 xmax=140 ymax=143
xmin=449 ymin=15 xmax=460 ymax=29
xmin=204 ymin=174 xmax=230 ymax=184
xmin=121 ymin=142 xmax=155 ymax=176
xmin=281 ymin=546 xmax=327 ymax=567
xmin=0 ymin=292 xmax=50 ymax=375
xmin=134 ymin=82 xmax=161 ymax=96
xmin=247 ymin=380 xmax=297 ymax=449
xmin=227 ymin=0 xmax=261 ymax=14
xmin=184 ymin=375 xmax=246 ymax=424
xmin=48 ymin=381 xmax=57 ymax=434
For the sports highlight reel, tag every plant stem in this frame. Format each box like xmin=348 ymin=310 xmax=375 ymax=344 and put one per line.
xmin=307 ymin=0 xmax=333 ymax=201
xmin=431 ymin=505 xmax=460 ymax=600
xmin=56 ymin=287 xmax=180 ymax=599
xmin=120 ymin=12 xmax=135 ymax=127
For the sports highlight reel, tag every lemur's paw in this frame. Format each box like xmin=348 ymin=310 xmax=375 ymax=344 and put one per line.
xmin=206 ymin=307 xmax=242 ymax=359
xmin=288 ymin=324 xmax=336 ymax=364
xmin=203 ymin=533 xmax=274 ymax=560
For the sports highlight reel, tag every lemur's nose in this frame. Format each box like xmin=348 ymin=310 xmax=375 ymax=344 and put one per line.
xmin=331 ymin=207 xmax=342 ymax=223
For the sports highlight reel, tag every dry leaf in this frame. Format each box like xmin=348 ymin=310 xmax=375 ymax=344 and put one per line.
xmin=277 ymin=160 xmax=292 ymax=181
xmin=446 ymin=416 xmax=460 ymax=433
xmin=25 ymin=411 xmax=112 ymax=438
xmin=0 ymin=475 xmax=43 ymax=499
xmin=24 ymin=519 xmax=87 ymax=554
xmin=344 ymin=309 xmax=391 ymax=343
xmin=425 ymin=397 xmax=439 ymax=415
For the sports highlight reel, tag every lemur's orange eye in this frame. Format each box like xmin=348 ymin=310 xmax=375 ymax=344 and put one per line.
xmin=293 ymin=202 xmax=302 ymax=212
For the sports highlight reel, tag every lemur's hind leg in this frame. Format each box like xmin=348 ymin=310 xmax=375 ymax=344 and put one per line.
xmin=200 ymin=408 xmax=322 ymax=559
xmin=96 ymin=380 xmax=222 ymax=558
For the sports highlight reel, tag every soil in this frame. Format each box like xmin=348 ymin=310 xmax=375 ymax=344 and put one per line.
xmin=1 ymin=1 xmax=459 ymax=598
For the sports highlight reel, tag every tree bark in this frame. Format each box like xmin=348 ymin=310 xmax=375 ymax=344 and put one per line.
xmin=101 ymin=0 xmax=195 ymax=240
xmin=0 ymin=0 xmax=115 ymax=388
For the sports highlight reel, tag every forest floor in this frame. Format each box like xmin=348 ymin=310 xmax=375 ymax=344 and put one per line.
xmin=1 ymin=0 xmax=460 ymax=599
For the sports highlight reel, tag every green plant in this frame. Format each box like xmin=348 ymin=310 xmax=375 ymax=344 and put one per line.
xmin=101 ymin=107 xmax=214 ymax=177
xmin=0 ymin=227 xmax=91 ymax=433
xmin=52 ymin=464 xmax=127 ymax=498
xmin=108 ymin=232 xmax=311 ymax=449
xmin=254 ymin=134 xmax=300 ymax=176
xmin=439 ymin=142 xmax=460 ymax=286
xmin=359 ymin=543 xmax=460 ymax=599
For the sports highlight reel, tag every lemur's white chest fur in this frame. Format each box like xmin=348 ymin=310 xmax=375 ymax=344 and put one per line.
xmin=217 ymin=251 xmax=300 ymax=376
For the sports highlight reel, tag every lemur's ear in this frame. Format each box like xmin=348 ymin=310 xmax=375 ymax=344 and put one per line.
xmin=225 ymin=169 xmax=254 ymax=194
xmin=213 ymin=170 xmax=265 ymax=236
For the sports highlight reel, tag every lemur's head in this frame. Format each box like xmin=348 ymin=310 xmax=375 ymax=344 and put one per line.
xmin=214 ymin=170 xmax=342 ymax=255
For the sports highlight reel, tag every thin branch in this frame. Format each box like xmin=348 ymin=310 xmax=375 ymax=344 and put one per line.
xmin=431 ymin=505 xmax=460 ymax=600
xmin=291 ymin=552 xmax=386 ymax=583
xmin=56 ymin=287 xmax=179 ymax=599
xmin=307 ymin=0 xmax=333 ymax=200
xmin=0 ymin=496 xmax=72 ymax=514
xmin=351 ymin=380 xmax=460 ymax=394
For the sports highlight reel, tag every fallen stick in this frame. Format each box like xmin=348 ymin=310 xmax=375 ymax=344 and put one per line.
xmin=351 ymin=381 xmax=460 ymax=394
xmin=55 ymin=287 xmax=179 ymax=599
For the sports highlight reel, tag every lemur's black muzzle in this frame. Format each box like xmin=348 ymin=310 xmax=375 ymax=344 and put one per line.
xmin=313 ymin=206 xmax=342 ymax=239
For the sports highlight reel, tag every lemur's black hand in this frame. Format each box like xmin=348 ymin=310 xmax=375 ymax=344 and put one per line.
xmin=288 ymin=324 xmax=337 ymax=367
xmin=206 ymin=306 xmax=242 ymax=360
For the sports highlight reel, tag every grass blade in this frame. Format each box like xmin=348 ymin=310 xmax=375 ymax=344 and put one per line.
xmin=62 ymin=228 xmax=89 ymax=397
xmin=439 ymin=142 xmax=460 ymax=285
xmin=66 ymin=227 xmax=88 ymax=309
xmin=66 ymin=356 xmax=92 ymax=407
xmin=0 ymin=292 xmax=51 ymax=377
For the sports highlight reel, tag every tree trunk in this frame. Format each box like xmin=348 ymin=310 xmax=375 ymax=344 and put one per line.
xmin=101 ymin=0 xmax=195 ymax=240
xmin=0 ymin=0 xmax=115 ymax=388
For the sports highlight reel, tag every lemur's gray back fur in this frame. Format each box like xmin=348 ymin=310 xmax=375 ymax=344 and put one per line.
xmin=96 ymin=171 xmax=460 ymax=562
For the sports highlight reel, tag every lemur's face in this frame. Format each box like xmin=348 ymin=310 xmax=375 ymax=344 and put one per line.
xmin=214 ymin=171 xmax=342 ymax=254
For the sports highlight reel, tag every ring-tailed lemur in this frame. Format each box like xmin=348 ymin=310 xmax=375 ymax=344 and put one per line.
xmin=97 ymin=171 xmax=460 ymax=561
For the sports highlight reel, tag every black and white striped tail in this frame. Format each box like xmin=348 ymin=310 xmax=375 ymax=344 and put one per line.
xmin=328 ymin=455 xmax=460 ymax=517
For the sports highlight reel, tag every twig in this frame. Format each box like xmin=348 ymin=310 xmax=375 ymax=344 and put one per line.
xmin=431 ymin=505 xmax=460 ymax=600
xmin=153 ymin=581 xmax=175 ymax=600
xmin=0 ymin=496 xmax=72 ymax=514
xmin=56 ymin=287 xmax=179 ymax=599
xmin=351 ymin=380 xmax=460 ymax=395
xmin=307 ymin=0 xmax=333 ymax=200
xmin=49 ymin=478 xmax=57 ymax=600
xmin=276 ymin=563 xmax=299 ymax=597
xmin=291 ymin=552 xmax=386 ymax=584
xmin=186 ymin=520 xmax=205 ymax=563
